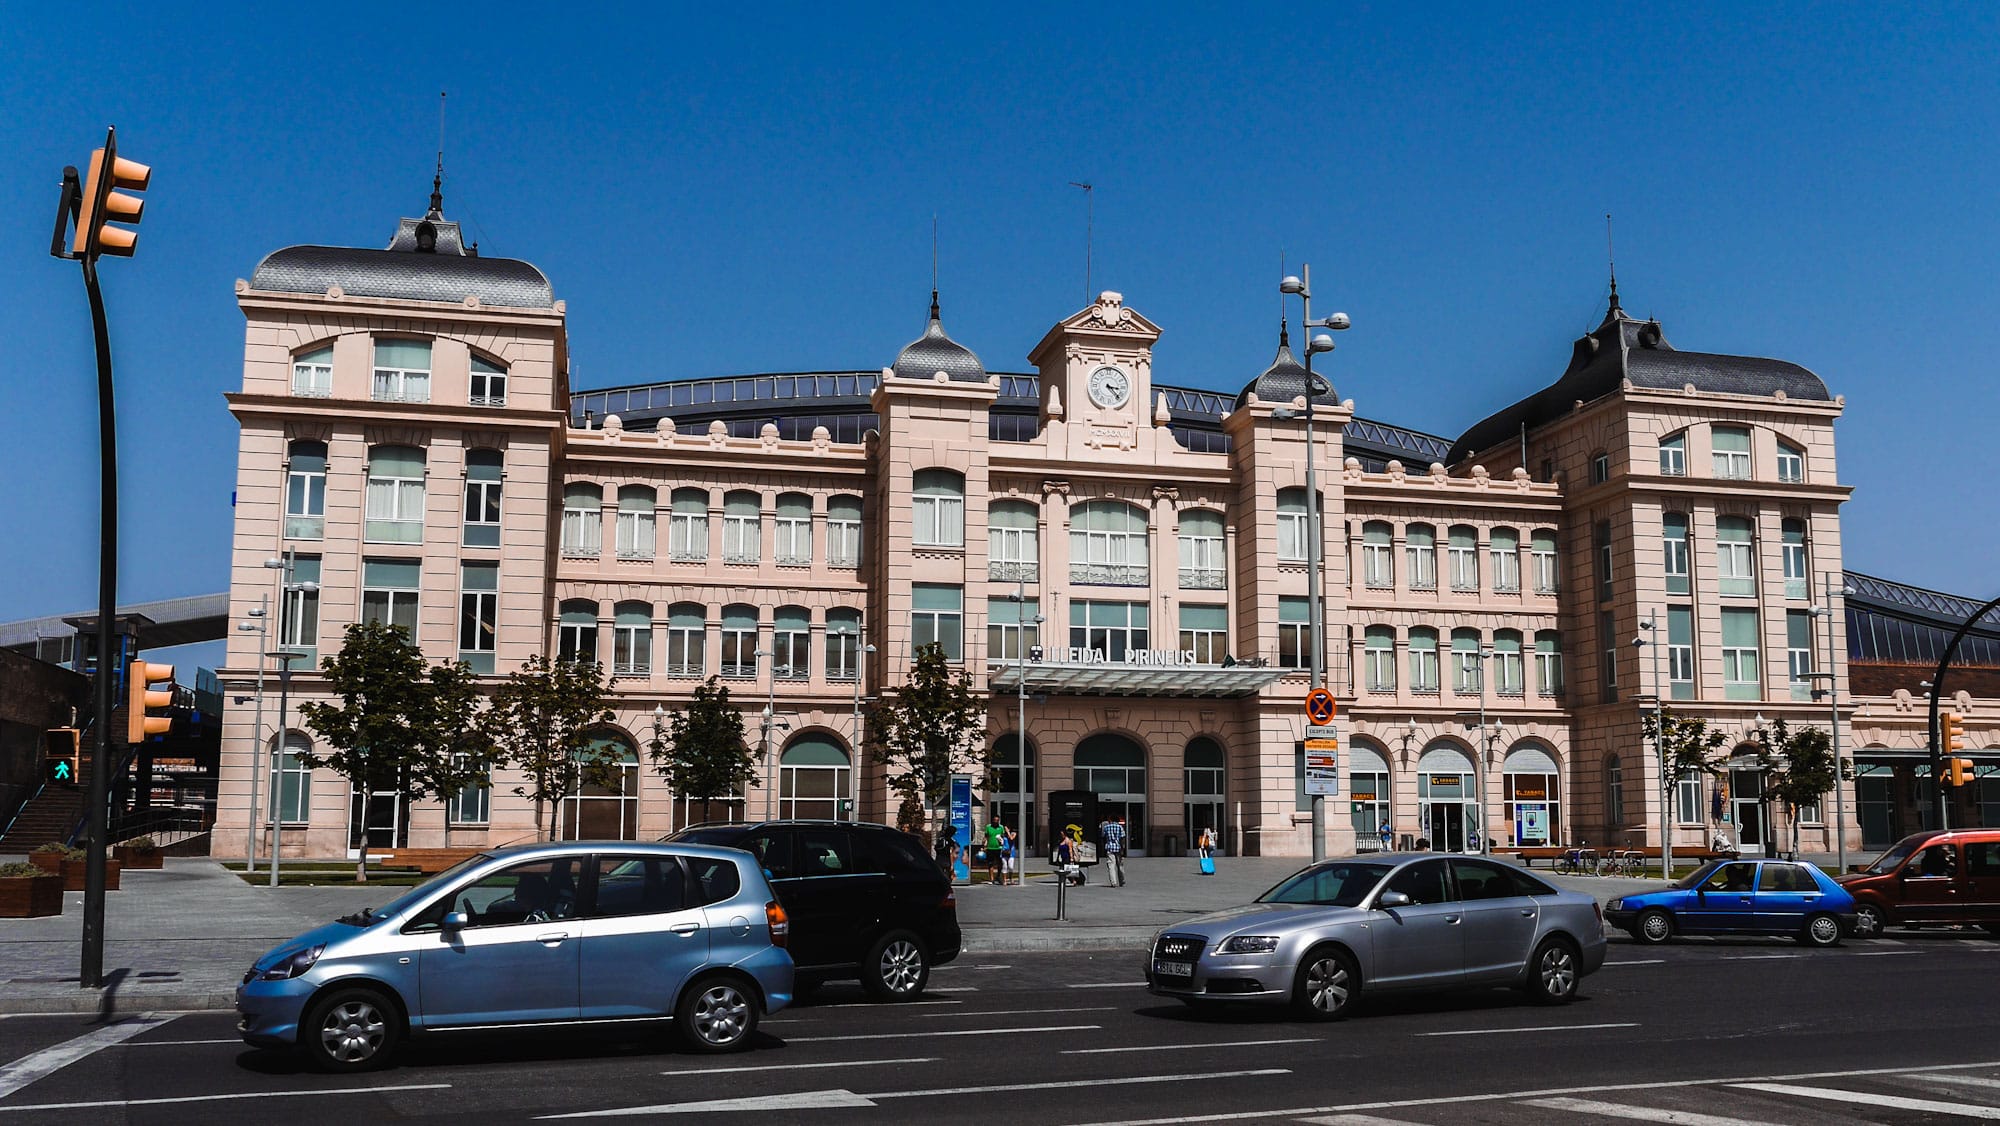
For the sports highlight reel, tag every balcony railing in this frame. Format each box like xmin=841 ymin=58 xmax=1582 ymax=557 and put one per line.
xmin=613 ymin=661 xmax=651 ymax=678
xmin=991 ymin=560 xmax=1039 ymax=584
xmin=723 ymin=551 xmax=760 ymax=565
xmin=1071 ymin=562 xmax=1149 ymax=587
xmin=670 ymin=548 xmax=707 ymax=563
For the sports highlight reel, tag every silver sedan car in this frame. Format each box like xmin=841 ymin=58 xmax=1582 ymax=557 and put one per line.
xmin=1145 ymin=853 xmax=1606 ymax=1019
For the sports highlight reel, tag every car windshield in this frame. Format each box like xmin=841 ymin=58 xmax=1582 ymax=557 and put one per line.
xmin=1258 ymin=862 xmax=1391 ymax=908
xmin=1863 ymin=835 xmax=1929 ymax=875
xmin=1673 ymin=861 xmax=1725 ymax=890
xmin=358 ymin=854 xmax=494 ymax=923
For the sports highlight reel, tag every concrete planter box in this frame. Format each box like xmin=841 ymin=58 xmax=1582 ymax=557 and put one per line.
xmin=27 ymin=852 xmax=65 ymax=875
xmin=114 ymin=847 xmax=163 ymax=870
xmin=58 ymin=859 xmax=120 ymax=891
xmin=0 ymin=875 xmax=64 ymax=918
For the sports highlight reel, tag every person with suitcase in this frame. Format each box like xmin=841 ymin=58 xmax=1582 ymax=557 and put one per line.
xmin=1197 ymin=827 xmax=1217 ymax=875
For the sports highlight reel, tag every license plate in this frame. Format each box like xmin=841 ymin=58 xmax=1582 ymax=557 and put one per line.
xmin=1153 ymin=960 xmax=1193 ymax=978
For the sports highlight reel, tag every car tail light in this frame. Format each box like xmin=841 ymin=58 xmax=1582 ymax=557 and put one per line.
xmin=942 ymin=889 xmax=956 ymax=912
xmin=766 ymin=900 xmax=789 ymax=949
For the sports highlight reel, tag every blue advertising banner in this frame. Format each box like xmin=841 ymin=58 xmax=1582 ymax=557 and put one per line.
xmin=949 ymin=775 xmax=974 ymax=885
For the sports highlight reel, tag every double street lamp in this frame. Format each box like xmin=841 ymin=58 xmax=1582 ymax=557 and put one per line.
xmin=1636 ymin=615 xmax=1668 ymax=880
xmin=265 ymin=551 xmax=317 ymax=889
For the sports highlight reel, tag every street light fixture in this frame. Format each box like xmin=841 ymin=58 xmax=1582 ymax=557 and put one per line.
xmin=1808 ymin=573 xmax=1855 ymax=872
xmin=850 ymin=638 xmax=876 ymax=823
xmin=1006 ymin=586 xmax=1043 ymax=881
xmin=266 ymin=549 xmax=317 ymax=889
xmin=238 ymin=602 xmax=269 ymax=874
xmin=1636 ymin=615 xmax=1667 ymax=880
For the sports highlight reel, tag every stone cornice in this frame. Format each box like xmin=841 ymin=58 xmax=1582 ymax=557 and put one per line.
xmin=225 ymin=393 xmax=567 ymax=431
xmin=235 ymin=284 xmax=567 ymax=329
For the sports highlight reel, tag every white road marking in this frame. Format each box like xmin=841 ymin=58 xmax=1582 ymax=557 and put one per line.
xmin=790 ymin=1023 xmax=1099 ymax=1043
xmin=1730 ymin=1082 xmax=2000 ymax=1119
xmin=1050 ymin=1058 xmax=2000 ymax=1126
xmin=1419 ymin=1022 xmax=1637 ymax=1037
xmin=1917 ymin=1073 xmax=2000 ymax=1090
xmin=1875 ymin=937 xmax=1906 ymax=945
xmin=119 ymin=1038 xmax=242 ymax=1047
xmin=1720 ymin=954 xmax=1801 ymax=961
xmin=924 ymin=1006 xmax=1114 ymax=1018
xmin=1601 ymin=959 xmax=1666 ymax=966
xmin=0 ymin=1014 xmax=173 ymax=1099
xmin=975 ymin=964 xmax=1012 ymax=969
xmin=1297 ymin=1117 xmax=1435 ymax=1126
xmin=1524 ymin=1095 xmax=1787 ymax=1125
xmin=0 ymin=1084 xmax=452 ymax=1114
xmin=927 ymin=986 xmax=980 ymax=992
xmin=660 ymin=1057 xmax=937 ymax=1076
xmin=542 ymin=1070 xmax=1290 ymax=1119
xmin=1850 ymin=950 xmax=1916 ymax=957
xmin=1065 ymin=1038 xmax=1314 ymax=1055
xmin=1067 ymin=981 xmax=1149 ymax=989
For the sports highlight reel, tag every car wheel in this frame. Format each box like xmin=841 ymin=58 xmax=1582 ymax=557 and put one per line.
xmin=1525 ymin=938 xmax=1580 ymax=1005
xmin=300 ymin=985 xmax=400 ymax=1073
xmin=1852 ymin=903 xmax=1887 ymax=939
xmin=1799 ymin=913 xmax=1842 ymax=947
xmin=1291 ymin=945 xmax=1358 ymax=1021
xmin=675 ymin=974 xmax=759 ymax=1052
xmin=861 ymin=930 xmax=930 ymax=1001
xmin=1635 ymin=909 xmax=1674 ymax=945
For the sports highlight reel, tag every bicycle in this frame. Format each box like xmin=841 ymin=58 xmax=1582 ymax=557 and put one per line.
xmin=1555 ymin=846 xmax=1600 ymax=876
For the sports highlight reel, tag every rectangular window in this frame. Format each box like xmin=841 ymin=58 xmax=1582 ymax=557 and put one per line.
xmin=772 ymin=612 xmax=809 ymax=680
xmin=291 ymin=349 xmax=332 ymax=398
xmin=1676 ymin=772 xmax=1702 ymax=825
xmin=1361 ymin=527 xmax=1394 ymax=589
xmin=458 ymin=562 xmax=498 ymax=674
xmin=774 ymin=510 xmax=812 ymax=567
xmin=1409 ymin=633 xmax=1440 ymax=693
xmin=990 ymin=598 xmax=1042 ymax=662
xmin=1659 ymin=434 xmax=1687 ymax=476
xmin=1178 ymin=604 xmax=1226 ymax=664
xmin=1277 ymin=512 xmax=1309 ymax=563
xmin=825 ymin=621 xmax=862 ymax=681
xmin=562 ymin=493 xmax=602 ymax=558
xmin=559 ymin=611 xmax=599 ymax=666
xmin=616 ymin=507 xmax=656 ymax=561
xmin=1787 ymin=609 xmax=1814 ymax=702
xmin=1494 ymin=646 xmax=1524 ymax=696
xmin=280 ymin=556 xmax=321 ymax=662
xmin=990 ymin=523 xmax=1040 ymax=584
xmin=912 ymin=584 xmax=964 ymax=660
xmin=1601 ymin=610 xmax=1618 ymax=703
xmin=912 ymin=494 xmax=964 ymax=548
xmin=1278 ymin=597 xmax=1310 ymax=669
xmin=270 ymin=743 xmax=311 ymax=824
xmin=1452 ymin=638 xmax=1483 ymax=695
xmin=1534 ymin=633 xmax=1563 ymax=698
xmin=1591 ymin=452 xmax=1610 ymax=484
xmin=719 ymin=611 xmax=758 ymax=678
xmin=1712 ymin=426 xmax=1751 ymax=480
xmin=1716 ymin=518 xmax=1757 ymax=597
xmin=615 ymin=613 xmax=654 ymax=678
xmin=1668 ymin=605 xmax=1695 ymax=700
xmin=364 ymin=448 xmax=425 ymax=543
xmin=1722 ymin=607 xmax=1761 ymax=701
xmin=827 ymin=497 xmax=862 ymax=569
xmin=1070 ymin=524 xmax=1149 ymax=586
xmin=666 ymin=607 xmax=705 ymax=678
xmin=285 ymin=450 xmax=327 ymax=540
xmin=1178 ymin=524 xmax=1226 ymax=590
xmin=1530 ymin=531 xmax=1558 ymax=594
xmin=1406 ymin=528 xmax=1437 ymax=591
xmin=722 ymin=504 xmax=761 ymax=564
xmin=469 ymin=356 xmax=507 ymax=408
xmin=1596 ymin=520 xmax=1614 ymax=602
xmin=463 ymin=476 xmax=502 ymax=548
xmin=1071 ymin=599 xmax=1149 ymax=663
xmin=1783 ymin=530 xmax=1809 ymax=600
xmin=1490 ymin=529 xmax=1520 ymax=594
xmin=1663 ymin=513 xmax=1690 ymax=596
xmin=371 ymin=339 xmax=432 ymax=404
xmin=1777 ymin=445 xmax=1805 ymax=484
xmin=449 ymin=754 xmax=490 ymax=824
xmin=669 ymin=507 xmax=708 ymax=562
xmin=1364 ymin=629 xmax=1396 ymax=692
xmin=1448 ymin=528 xmax=1479 ymax=592
xmin=361 ymin=559 xmax=421 ymax=637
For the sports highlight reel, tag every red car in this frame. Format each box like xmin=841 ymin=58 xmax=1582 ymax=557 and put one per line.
xmin=1837 ymin=829 xmax=2000 ymax=938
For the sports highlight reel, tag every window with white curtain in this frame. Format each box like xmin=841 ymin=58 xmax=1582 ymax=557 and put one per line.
xmin=1535 ymin=631 xmax=1563 ymax=697
xmin=1070 ymin=501 xmax=1149 ymax=586
xmin=1530 ymin=529 xmax=1558 ymax=594
xmin=1451 ymin=628 xmax=1483 ymax=694
xmin=1408 ymin=628 xmax=1439 ymax=693
xmin=775 ymin=493 xmax=812 ymax=566
xmin=1712 ymin=426 xmax=1752 ymax=479
xmin=669 ymin=488 xmax=709 ymax=562
xmin=292 ymin=345 xmax=333 ymax=398
xmin=364 ymin=446 xmax=425 ymax=543
xmin=1406 ymin=523 xmax=1437 ymax=590
xmin=1178 ymin=509 xmax=1225 ymax=589
xmin=1777 ymin=442 xmax=1805 ymax=484
xmin=1361 ymin=521 xmax=1394 ymax=589
xmin=469 ymin=355 xmax=507 ymax=407
xmin=1364 ymin=625 xmax=1396 ymax=692
xmin=561 ymin=483 xmax=603 ymax=558
xmin=722 ymin=490 xmax=762 ymax=563
xmin=1493 ymin=630 xmax=1524 ymax=695
xmin=1448 ymin=525 xmax=1479 ymax=592
xmin=285 ymin=440 xmax=327 ymax=540
xmin=371 ymin=339 xmax=431 ymax=403
xmin=826 ymin=495 xmax=861 ymax=568
xmin=989 ymin=500 xmax=1040 ymax=583
xmin=1716 ymin=516 xmax=1757 ymax=596
xmin=1277 ymin=489 xmax=1310 ymax=563
xmin=1489 ymin=527 xmax=1520 ymax=593
xmin=615 ymin=485 xmax=656 ymax=560
xmin=912 ymin=470 xmax=965 ymax=548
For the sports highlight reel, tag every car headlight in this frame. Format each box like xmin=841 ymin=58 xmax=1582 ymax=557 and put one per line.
xmin=255 ymin=943 xmax=325 ymax=980
xmin=1607 ymin=898 xmax=1624 ymax=911
xmin=1218 ymin=935 xmax=1280 ymax=955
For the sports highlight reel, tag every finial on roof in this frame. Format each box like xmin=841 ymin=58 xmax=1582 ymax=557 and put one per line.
xmin=930 ymin=287 xmax=940 ymax=324
xmin=1279 ymin=317 xmax=1290 ymax=348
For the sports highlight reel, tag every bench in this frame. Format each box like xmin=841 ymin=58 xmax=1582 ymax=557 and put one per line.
xmin=368 ymin=847 xmax=485 ymax=874
xmin=1506 ymin=845 xmax=1739 ymax=870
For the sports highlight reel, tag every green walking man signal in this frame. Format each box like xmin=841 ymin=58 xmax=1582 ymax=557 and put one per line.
xmin=44 ymin=727 xmax=80 ymax=786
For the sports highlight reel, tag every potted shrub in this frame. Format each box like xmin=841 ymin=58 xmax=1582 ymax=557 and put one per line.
xmin=114 ymin=835 xmax=164 ymax=870
xmin=0 ymin=862 xmax=62 ymax=918
xmin=28 ymin=843 xmax=67 ymax=875
xmin=58 ymin=848 xmax=120 ymax=892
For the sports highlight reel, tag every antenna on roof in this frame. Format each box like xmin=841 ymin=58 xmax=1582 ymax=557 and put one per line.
xmin=429 ymin=91 xmax=447 ymax=218
xmin=1605 ymin=211 xmax=1620 ymax=315
xmin=1069 ymin=181 xmax=1094 ymax=304
xmin=932 ymin=214 xmax=938 ymax=292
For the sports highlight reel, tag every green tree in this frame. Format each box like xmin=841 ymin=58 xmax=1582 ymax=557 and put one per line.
xmin=866 ymin=644 xmax=988 ymax=849
xmin=649 ymin=677 xmax=757 ymax=825
xmin=1641 ymin=707 xmax=1731 ymax=803
xmin=483 ymin=654 xmax=619 ymax=841
xmin=1756 ymin=718 xmax=1843 ymax=859
xmin=297 ymin=621 xmax=495 ymax=882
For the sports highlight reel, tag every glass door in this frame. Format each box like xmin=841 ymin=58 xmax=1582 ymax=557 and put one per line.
xmin=346 ymin=787 xmax=407 ymax=857
xmin=1731 ymin=768 xmax=1765 ymax=855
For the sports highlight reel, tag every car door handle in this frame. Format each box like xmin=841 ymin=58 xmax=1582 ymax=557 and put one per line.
xmin=669 ymin=923 xmax=701 ymax=936
xmin=537 ymin=932 xmax=570 ymax=945
xmin=1444 ymin=915 xmax=1461 ymax=924
xmin=1520 ymin=909 xmax=1536 ymax=917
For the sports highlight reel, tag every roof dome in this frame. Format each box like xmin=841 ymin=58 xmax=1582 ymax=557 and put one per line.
xmin=891 ymin=291 xmax=986 ymax=381
xmin=1233 ymin=322 xmax=1337 ymax=410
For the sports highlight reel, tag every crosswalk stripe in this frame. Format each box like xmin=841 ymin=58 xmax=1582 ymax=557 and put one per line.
xmin=1523 ymin=1096 xmax=1787 ymax=1125
xmin=1913 ymin=1073 xmax=2000 ymax=1090
xmin=1729 ymin=1082 xmax=2000 ymax=1119
xmin=1297 ymin=1115 xmax=1433 ymax=1125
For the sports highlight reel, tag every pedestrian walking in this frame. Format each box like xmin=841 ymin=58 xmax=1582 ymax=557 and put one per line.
xmin=1053 ymin=831 xmax=1083 ymax=886
xmin=981 ymin=816 xmax=1006 ymax=885
xmin=1099 ymin=815 xmax=1128 ymax=887
xmin=1377 ymin=821 xmax=1393 ymax=853
xmin=1000 ymin=826 xmax=1017 ymax=886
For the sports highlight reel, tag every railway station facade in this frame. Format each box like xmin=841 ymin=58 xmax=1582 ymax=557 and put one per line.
xmin=211 ymin=194 xmax=1996 ymax=862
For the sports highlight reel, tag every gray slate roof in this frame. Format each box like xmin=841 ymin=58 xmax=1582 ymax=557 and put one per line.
xmin=891 ymin=291 xmax=987 ymax=382
xmin=1446 ymin=298 xmax=1830 ymax=464
xmin=1233 ymin=324 xmax=1338 ymax=410
xmin=249 ymin=198 xmax=554 ymax=309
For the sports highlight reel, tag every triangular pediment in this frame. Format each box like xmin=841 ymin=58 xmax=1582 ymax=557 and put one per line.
xmin=1028 ymin=291 xmax=1161 ymax=364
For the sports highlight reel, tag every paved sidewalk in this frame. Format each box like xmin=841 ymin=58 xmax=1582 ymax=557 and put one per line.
xmin=0 ymin=854 xmax=1656 ymax=1016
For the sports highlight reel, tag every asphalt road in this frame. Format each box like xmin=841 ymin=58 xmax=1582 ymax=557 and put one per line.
xmin=4 ymin=931 xmax=2000 ymax=1124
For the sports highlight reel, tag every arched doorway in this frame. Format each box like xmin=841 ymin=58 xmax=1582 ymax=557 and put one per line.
xmin=779 ymin=733 xmax=853 ymax=821
xmin=1183 ymin=737 xmax=1226 ymax=856
xmin=561 ymin=732 xmax=640 ymax=840
xmin=1503 ymin=743 xmax=1561 ymax=846
xmin=991 ymin=734 xmax=1038 ymax=852
xmin=1074 ymin=733 xmax=1147 ymax=855
xmin=1417 ymin=743 xmax=1476 ymax=853
xmin=1348 ymin=742 xmax=1390 ymax=851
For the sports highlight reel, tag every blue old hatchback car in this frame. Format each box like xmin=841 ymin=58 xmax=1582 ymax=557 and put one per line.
xmin=1604 ymin=858 xmax=1857 ymax=946
xmin=236 ymin=842 xmax=793 ymax=1072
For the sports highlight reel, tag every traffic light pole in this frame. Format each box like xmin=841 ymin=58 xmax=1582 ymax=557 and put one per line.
xmin=1924 ymin=591 xmax=2000 ymax=832
xmin=79 ymin=249 xmax=119 ymax=991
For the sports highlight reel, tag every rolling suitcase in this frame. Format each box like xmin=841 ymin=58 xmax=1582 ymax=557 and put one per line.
xmin=1199 ymin=855 xmax=1216 ymax=876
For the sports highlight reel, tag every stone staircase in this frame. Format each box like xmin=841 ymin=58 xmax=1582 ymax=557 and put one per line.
xmin=0 ymin=758 xmax=89 ymax=854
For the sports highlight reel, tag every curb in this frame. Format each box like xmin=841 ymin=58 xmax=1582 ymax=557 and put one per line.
xmin=960 ymin=927 xmax=1153 ymax=954
xmin=0 ymin=991 xmax=237 ymax=1016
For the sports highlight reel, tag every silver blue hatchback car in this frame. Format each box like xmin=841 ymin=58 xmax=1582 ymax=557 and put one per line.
xmin=236 ymin=841 xmax=793 ymax=1071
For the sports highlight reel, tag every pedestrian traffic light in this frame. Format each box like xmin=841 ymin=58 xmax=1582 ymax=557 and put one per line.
xmin=1946 ymin=757 xmax=1977 ymax=788
xmin=43 ymin=728 xmax=80 ymax=786
xmin=71 ymin=131 xmax=150 ymax=259
xmin=126 ymin=660 xmax=175 ymax=744
xmin=1943 ymin=712 xmax=1967 ymax=755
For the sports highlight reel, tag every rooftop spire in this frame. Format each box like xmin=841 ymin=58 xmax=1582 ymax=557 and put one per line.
xmin=428 ymin=91 xmax=447 ymax=219
xmin=1278 ymin=317 xmax=1290 ymax=349
xmin=929 ymin=287 xmax=940 ymax=324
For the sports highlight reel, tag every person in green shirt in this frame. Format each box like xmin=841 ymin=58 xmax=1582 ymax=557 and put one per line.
xmin=982 ymin=818 xmax=1007 ymax=885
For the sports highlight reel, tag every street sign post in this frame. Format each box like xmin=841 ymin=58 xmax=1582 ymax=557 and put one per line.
xmin=1304 ymin=723 xmax=1340 ymax=796
xmin=1305 ymin=688 xmax=1336 ymax=726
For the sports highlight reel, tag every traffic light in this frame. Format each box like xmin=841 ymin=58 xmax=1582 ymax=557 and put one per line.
xmin=71 ymin=132 xmax=149 ymax=258
xmin=1943 ymin=712 xmax=1967 ymax=755
xmin=43 ymin=728 xmax=80 ymax=786
xmin=126 ymin=660 xmax=175 ymax=744
xmin=1946 ymin=757 xmax=1977 ymax=788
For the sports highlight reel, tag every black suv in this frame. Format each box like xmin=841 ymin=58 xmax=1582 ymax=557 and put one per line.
xmin=666 ymin=820 xmax=960 ymax=1000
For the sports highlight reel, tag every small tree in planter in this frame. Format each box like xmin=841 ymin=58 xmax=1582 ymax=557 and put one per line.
xmin=28 ymin=843 xmax=67 ymax=875
xmin=58 ymin=847 xmax=119 ymax=892
xmin=114 ymin=836 xmax=163 ymax=870
xmin=0 ymin=862 xmax=62 ymax=918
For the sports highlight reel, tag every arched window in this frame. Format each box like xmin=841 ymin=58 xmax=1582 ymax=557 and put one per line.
xmin=912 ymin=469 xmax=965 ymax=547
xmin=780 ymin=734 xmax=853 ymax=821
xmin=291 ymin=344 xmax=333 ymax=398
xmin=1408 ymin=627 xmax=1440 ymax=693
xmin=463 ymin=449 xmax=503 ymax=547
xmin=1716 ymin=516 xmax=1757 ymax=596
xmin=1493 ymin=629 xmax=1524 ymax=695
xmin=1276 ymin=488 xmax=1310 ymax=563
xmin=561 ymin=732 xmax=639 ymax=841
xmin=1178 ymin=509 xmax=1225 ymax=589
xmin=826 ymin=494 xmax=862 ymax=568
xmin=990 ymin=499 xmax=1040 ymax=583
xmin=612 ymin=600 xmax=653 ymax=677
xmin=1447 ymin=525 xmax=1479 ymax=591
xmin=1604 ymin=755 xmax=1625 ymax=826
xmin=1363 ymin=625 xmax=1396 ymax=693
xmin=1348 ymin=742 xmax=1391 ymax=849
xmin=1530 ymin=529 xmax=1558 ymax=594
xmin=825 ymin=607 xmax=863 ymax=680
xmin=269 ymin=732 xmax=313 ymax=824
xmin=1489 ymin=527 xmax=1520 ymax=593
xmin=1658 ymin=432 xmax=1687 ymax=476
xmin=1361 ymin=521 xmax=1394 ymax=588
xmin=1504 ymin=744 xmax=1561 ymax=846
xmin=1405 ymin=523 xmax=1437 ymax=590
xmin=285 ymin=439 xmax=328 ymax=540
xmin=372 ymin=338 xmax=432 ymax=404
xmin=991 ymin=734 xmax=1038 ymax=850
xmin=1777 ymin=440 xmax=1806 ymax=484
xmin=1070 ymin=501 xmax=1149 ymax=586
xmin=775 ymin=493 xmax=813 ymax=565
xmin=558 ymin=600 xmax=599 ymax=665
xmin=670 ymin=488 xmax=710 ymax=561
xmin=469 ymin=353 xmax=507 ymax=407
xmin=561 ymin=483 xmax=603 ymax=557
xmin=1535 ymin=630 xmax=1564 ymax=697
xmin=1782 ymin=518 xmax=1809 ymax=599
xmin=615 ymin=485 xmax=657 ymax=560
xmin=1451 ymin=628 xmax=1483 ymax=694
xmin=720 ymin=604 xmax=759 ymax=678
xmin=1073 ymin=733 xmax=1147 ymax=848
xmin=774 ymin=606 xmax=810 ymax=680
xmin=666 ymin=602 xmax=706 ymax=678
xmin=1663 ymin=512 xmax=1690 ymax=595
xmin=364 ymin=445 xmax=426 ymax=543
xmin=723 ymin=490 xmax=763 ymax=563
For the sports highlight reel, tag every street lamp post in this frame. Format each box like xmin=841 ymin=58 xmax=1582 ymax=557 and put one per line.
xmin=1279 ymin=266 xmax=1350 ymax=863
xmin=1638 ymin=615 xmax=1667 ymax=880
xmin=1809 ymin=572 xmax=1854 ymax=873
xmin=759 ymin=648 xmax=776 ymax=821
xmin=1477 ymin=645 xmax=1493 ymax=855
xmin=850 ymin=637 xmax=876 ymax=823
xmin=237 ymin=598 xmax=269 ymax=873
xmin=1006 ymin=585 xmax=1043 ymax=883
xmin=266 ymin=550 xmax=318 ymax=889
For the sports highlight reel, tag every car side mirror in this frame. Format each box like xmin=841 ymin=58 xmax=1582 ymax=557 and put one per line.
xmin=443 ymin=911 xmax=469 ymax=930
xmin=1377 ymin=890 xmax=1412 ymax=909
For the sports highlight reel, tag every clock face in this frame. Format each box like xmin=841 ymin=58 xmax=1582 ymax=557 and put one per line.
xmin=1088 ymin=365 xmax=1131 ymax=409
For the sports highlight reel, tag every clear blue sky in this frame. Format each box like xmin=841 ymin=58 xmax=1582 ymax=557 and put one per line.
xmin=3 ymin=3 xmax=1996 ymax=668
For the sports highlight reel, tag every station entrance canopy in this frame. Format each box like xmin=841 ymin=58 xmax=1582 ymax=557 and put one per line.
xmin=987 ymin=650 xmax=1288 ymax=698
